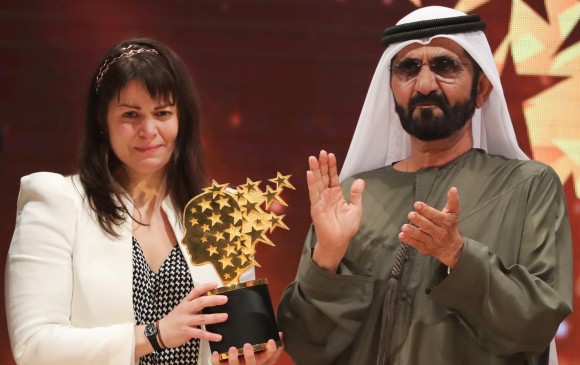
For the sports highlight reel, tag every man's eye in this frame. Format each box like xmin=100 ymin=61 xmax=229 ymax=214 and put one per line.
xmin=400 ymin=60 xmax=421 ymax=73
xmin=432 ymin=57 xmax=460 ymax=74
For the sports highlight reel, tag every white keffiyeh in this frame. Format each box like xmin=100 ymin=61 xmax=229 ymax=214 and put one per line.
xmin=339 ymin=6 xmax=529 ymax=181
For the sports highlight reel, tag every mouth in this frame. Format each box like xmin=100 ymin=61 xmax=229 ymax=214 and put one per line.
xmin=414 ymin=102 xmax=439 ymax=108
xmin=135 ymin=144 xmax=163 ymax=152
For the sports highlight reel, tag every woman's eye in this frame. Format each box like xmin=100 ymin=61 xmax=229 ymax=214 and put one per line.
xmin=156 ymin=110 xmax=173 ymax=119
xmin=122 ymin=111 xmax=138 ymax=118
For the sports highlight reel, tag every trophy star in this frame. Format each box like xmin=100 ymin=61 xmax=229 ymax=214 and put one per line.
xmin=234 ymin=188 xmax=246 ymax=200
xmin=189 ymin=217 xmax=199 ymax=226
xmin=203 ymin=179 xmax=229 ymax=199
xmin=225 ymin=224 xmax=242 ymax=240
xmin=218 ymin=255 xmax=234 ymax=269
xmin=242 ymin=193 xmax=264 ymax=210
xmin=201 ymin=224 xmax=210 ymax=232
xmin=241 ymin=245 xmax=255 ymax=256
xmin=242 ymin=178 xmax=261 ymax=193
xmin=207 ymin=245 xmax=219 ymax=256
xmin=262 ymin=185 xmax=280 ymax=209
xmin=189 ymin=207 xmax=197 ymax=214
xmin=234 ymin=238 xmax=243 ymax=250
xmin=249 ymin=257 xmax=262 ymax=268
xmin=268 ymin=213 xmax=289 ymax=233
xmin=243 ymin=200 xmax=259 ymax=214
xmin=241 ymin=237 xmax=254 ymax=248
xmin=198 ymin=199 xmax=213 ymax=213
xmin=208 ymin=212 xmax=223 ymax=226
xmin=214 ymin=231 xmax=225 ymax=242
xmin=248 ymin=226 xmax=266 ymax=244
xmin=239 ymin=254 xmax=249 ymax=265
xmin=261 ymin=235 xmax=275 ymax=247
xmin=269 ymin=172 xmax=295 ymax=190
xmin=224 ymin=244 xmax=237 ymax=257
xmin=224 ymin=272 xmax=231 ymax=280
xmin=201 ymin=236 xmax=208 ymax=243
xmin=216 ymin=196 xmax=230 ymax=209
xmin=229 ymin=209 xmax=244 ymax=224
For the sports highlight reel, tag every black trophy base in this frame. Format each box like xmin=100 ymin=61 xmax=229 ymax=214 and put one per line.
xmin=202 ymin=278 xmax=281 ymax=360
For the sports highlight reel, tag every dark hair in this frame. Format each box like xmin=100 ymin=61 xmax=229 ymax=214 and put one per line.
xmin=78 ymin=38 xmax=205 ymax=236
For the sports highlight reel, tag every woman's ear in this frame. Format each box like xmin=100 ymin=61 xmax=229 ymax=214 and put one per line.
xmin=475 ymin=72 xmax=493 ymax=108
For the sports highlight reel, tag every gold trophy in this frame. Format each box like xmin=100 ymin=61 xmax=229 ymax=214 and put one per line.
xmin=181 ymin=172 xmax=293 ymax=359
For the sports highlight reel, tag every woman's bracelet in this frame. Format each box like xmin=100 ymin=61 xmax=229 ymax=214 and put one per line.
xmin=156 ymin=321 xmax=168 ymax=349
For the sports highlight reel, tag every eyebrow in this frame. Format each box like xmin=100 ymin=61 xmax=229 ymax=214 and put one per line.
xmin=117 ymin=103 xmax=175 ymax=110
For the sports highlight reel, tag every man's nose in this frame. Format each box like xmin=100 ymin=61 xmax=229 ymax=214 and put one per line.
xmin=413 ymin=64 xmax=439 ymax=95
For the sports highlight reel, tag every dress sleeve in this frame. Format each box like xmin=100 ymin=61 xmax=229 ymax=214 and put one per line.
xmin=276 ymin=226 xmax=375 ymax=365
xmin=5 ymin=173 xmax=135 ymax=365
xmin=427 ymin=166 xmax=573 ymax=358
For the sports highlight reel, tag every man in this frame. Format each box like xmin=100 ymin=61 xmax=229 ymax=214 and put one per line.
xmin=277 ymin=6 xmax=572 ymax=365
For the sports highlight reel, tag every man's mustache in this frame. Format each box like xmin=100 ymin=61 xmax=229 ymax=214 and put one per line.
xmin=409 ymin=92 xmax=449 ymax=111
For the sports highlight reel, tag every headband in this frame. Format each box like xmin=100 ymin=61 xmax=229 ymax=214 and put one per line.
xmin=382 ymin=14 xmax=487 ymax=47
xmin=95 ymin=45 xmax=159 ymax=94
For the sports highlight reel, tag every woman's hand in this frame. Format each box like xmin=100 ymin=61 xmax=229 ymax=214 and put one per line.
xmin=211 ymin=336 xmax=284 ymax=365
xmin=308 ymin=150 xmax=365 ymax=272
xmin=157 ymin=282 xmax=228 ymax=348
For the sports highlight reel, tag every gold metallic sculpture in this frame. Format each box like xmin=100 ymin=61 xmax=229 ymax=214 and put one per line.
xmin=182 ymin=172 xmax=294 ymax=285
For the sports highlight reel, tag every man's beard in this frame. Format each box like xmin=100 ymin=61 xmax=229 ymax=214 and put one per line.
xmin=394 ymin=78 xmax=478 ymax=141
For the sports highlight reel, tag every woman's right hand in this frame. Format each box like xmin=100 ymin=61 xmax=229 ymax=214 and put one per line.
xmin=308 ymin=150 xmax=365 ymax=273
xmin=157 ymin=282 xmax=228 ymax=348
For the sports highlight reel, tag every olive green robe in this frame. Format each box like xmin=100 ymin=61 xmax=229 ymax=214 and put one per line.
xmin=277 ymin=149 xmax=572 ymax=365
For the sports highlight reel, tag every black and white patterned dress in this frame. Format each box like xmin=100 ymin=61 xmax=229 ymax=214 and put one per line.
xmin=133 ymin=237 xmax=200 ymax=365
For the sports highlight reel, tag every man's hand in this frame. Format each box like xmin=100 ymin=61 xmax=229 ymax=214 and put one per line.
xmin=308 ymin=150 xmax=365 ymax=273
xmin=398 ymin=187 xmax=464 ymax=268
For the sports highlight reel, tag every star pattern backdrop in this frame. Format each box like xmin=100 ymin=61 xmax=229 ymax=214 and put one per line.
xmin=0 ymin=1 xmax=578 ymax=364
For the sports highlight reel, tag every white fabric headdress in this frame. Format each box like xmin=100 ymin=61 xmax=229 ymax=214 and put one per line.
xmin=339 ymin=6 xmax=528 ymax=181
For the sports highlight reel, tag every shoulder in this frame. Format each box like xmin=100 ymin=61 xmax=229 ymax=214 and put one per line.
xmin=471 ymin=150 xmax=556 ymax=176
xmin=17 ymin=172 xmax=84 ymax=209
xmin=473 ymin=150 xmax=560 ymax=182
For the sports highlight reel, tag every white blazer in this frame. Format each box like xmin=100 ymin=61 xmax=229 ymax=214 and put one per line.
xmin=5 ymin=172 xmax=254 ymax=365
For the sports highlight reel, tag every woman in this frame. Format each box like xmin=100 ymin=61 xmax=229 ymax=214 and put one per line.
xmin=5 ymin=38 xmax=283 ymax=365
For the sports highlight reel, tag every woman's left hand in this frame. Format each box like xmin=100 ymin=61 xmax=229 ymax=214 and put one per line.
xmin=211 ymin=337 xmax=283 ymax=365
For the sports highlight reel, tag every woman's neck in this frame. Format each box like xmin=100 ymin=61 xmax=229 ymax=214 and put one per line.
xmin=116 ymin=169 xmax=168 ymax=222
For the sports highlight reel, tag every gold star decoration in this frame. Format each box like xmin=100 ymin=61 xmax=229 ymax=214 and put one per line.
xmin=181 ymin=172 xmax=292 ymax=285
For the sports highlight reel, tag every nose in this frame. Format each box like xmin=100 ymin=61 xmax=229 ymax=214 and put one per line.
xmin=139 ymin=116 xmax=158 ymax=138
xmin=413 ymin=64 xmax=439 ymax=96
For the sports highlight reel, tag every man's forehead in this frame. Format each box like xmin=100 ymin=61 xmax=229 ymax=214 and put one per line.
xmin=393 ymin=38 xmax=467 ymax=60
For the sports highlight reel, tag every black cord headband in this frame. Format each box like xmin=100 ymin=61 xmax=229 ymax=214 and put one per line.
xmin=382 ymin=14 xmax=487 ymax=47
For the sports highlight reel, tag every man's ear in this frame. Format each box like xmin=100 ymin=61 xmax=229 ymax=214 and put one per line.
xmin=475 ymin=72 xmax=493 ymax=108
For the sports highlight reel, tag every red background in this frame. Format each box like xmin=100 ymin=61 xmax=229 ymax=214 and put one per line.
xmin=0 ymin=1 xmax=578 ymax=364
